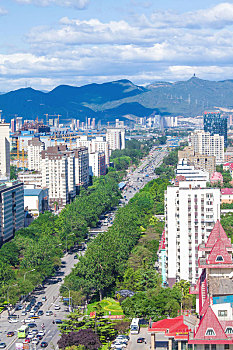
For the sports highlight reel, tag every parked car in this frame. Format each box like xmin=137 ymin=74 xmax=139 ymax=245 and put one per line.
xmin=28 ymin=323 xmax=37 ymax=328
xmin=54 ymin=305 xmax=60 ymax=310
xmin=137 ymin=338 xmax=146 ymax=343
xmin=41 ymin=342 xmax=48 ymax=348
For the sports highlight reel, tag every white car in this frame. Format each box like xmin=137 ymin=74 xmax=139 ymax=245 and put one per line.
xmin=38 ymin=331 xmax=45 ymax=336
xmin=46 ymin=310 xmax=53 ymax=316
xmin=27 ymin=333 xmax=34 ymax=339
xmin=23 ymin=319 xmax=32 ymax=323
xmin=54 ymin=305 xmax=60 ymax=310
xmin=8 ymin=318 xmax=18 ymax=323
xmin=31 ymin=339 xmax=39 ymax=345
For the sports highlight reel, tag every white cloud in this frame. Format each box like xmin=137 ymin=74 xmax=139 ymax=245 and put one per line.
xmin=0 ymin=7 xmax=8 ymax=15
xmin=3 ymin=2 xmax=233 ymax=91
xmin=14 ymin=0 xmax=89 ymax=9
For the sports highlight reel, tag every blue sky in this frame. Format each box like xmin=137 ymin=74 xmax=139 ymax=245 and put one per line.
xmin=0 ymin=0 xmax=233 ymax=91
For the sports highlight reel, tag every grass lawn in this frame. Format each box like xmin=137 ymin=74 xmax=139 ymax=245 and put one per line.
xmin=87 ymin=298 xmax=124 ymax=316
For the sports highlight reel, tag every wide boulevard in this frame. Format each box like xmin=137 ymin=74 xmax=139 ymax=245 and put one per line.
xmin=0 ymin=145 xmax=168 ymax=350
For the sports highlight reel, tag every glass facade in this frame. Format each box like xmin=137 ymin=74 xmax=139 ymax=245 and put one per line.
xmin=204 ymin=111 xmax=228 ymax=147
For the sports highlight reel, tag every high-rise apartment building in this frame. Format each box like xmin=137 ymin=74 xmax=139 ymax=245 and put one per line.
xmin=191 ymin=130 xmax=224 ymax=164
xmin=0 ymin=122 xmax=10 ymax=179
xmin=106 ymin=127 xmax=125 ymax=152
xmin=204 ymin=110 xmax=228 ymax=147
xmin=0 ymin=180 xmax=24 ymax=245
xmin=77 ymin=136 xmax=110 ymax=165
xmin=15 ymin=116 xmax=23 ymax=131
xmin=164 ymin=181 xmax=220 ymax=286
xmin=28 ymin=138 xmax=45 ymax=171
xmin=74 ymin=147 xmax=89 ymax=188
xmin=41 ymin=145 xmax=75 ymax=209
xmin=89 ymin=152 xmax=106 ymax=177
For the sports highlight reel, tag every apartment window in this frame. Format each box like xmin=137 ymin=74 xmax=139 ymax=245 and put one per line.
xmin=224 ymin=345 xmax=230 ymax=350
xmin=218 ymin=310 xmax=227 ymax=317
xmin=216 ymin=255 xmax=224 ymax=262
xmin=204 ymin=345 xmax=209 ymax=350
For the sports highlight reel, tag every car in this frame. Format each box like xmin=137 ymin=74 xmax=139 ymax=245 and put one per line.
xmin=41 ymin=342 xmax=48 ymax=348
xmin=74 ymin=255 xmax=78 ymax=259
xmin=38 ymin=331 xmax=45 ymax=336
xmin=38 ymin=310 xmax=44 ymax=316
xmin=37 ymin=302 xmax=42 ymax=307
xmin=30 ymin=311 xmax=35 ymax=316
xmin=30 ymin=315 xmax=40 ymax=319
xmin=32 ymin=329 xmax=38 ymax=335
xmin=57 ymin=278 xmax=62 ymax=282
xmin=54 ymin=305 xmax=60 ymax=310
xmin=22 ymin=311 xmax=27 ymax=316
xmin=31 ymin=339 xmax=39 ymax=345
xmin=54 ymin=319 xmax=62 ymax=324
xmin=137 ymin=338 xmax=146 ymax=343
xmin=27 ymin=333 xmax=34 ymax=339
xmin=42 ymin=296 xmax=47 ymax=302
xmin=36 ymin=335 xmax=43 ymax=340
xmin=6 ymin=331 xmax=14 ymax=337
xmin=23 ymin=338 xmax=31 ymax=344
xmin=8 ymin=318 xmax=18 ymax=323
xmin=46 ymin=310 xmax=53 ymax=316
xmin=0 ymin=344 xmax=6 ymax=349
xmin=15 ymin=304 xmax=23 ymax=310
xmin=28 ymin=323 xmax=37 ymax=328
xmin=23 ymin=318 xmax=33 ymax=323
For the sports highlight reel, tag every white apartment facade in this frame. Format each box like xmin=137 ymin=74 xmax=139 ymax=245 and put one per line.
xmin=18 ymin=172 xmax=42 ymax=188
xmin=0 ymin=180 xmax=24 ymax=244
xmin=106 ymin=127 xmax=125 ymax=152
xmin=0 ymin=122 xmax=10 ymax=179
xmin=176 ymin=159 xmax=209 ymax=181
xmin=89 ymin=152 xmax=106 ymax=177
xmin=41 ymin=146 xmax=75 ymax=209
xmin=191 ymin=130 xmax=224 ymax=164
xmin=28 ymin=138 xmax=45 ymax=171
xmin=76 ymin=136 xmax=110 ymax=165
xmin=164 ymin=181 xmax=220 ymax=286
xmin=74 ymin=147 xmax=89 ymax=188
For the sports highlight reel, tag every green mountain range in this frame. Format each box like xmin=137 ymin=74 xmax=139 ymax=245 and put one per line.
xmin=1 ymin=76 xmax=233 ymax=123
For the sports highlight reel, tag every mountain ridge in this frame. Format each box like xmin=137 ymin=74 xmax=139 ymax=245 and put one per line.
xmin=1 ymin=77 xmax=233 ymax=122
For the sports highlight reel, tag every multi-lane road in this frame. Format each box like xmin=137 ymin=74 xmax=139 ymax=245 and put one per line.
xmin=0 ymin=146 xmax=168 ymax=350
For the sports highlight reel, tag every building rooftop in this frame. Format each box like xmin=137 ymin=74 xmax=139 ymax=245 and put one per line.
xmin=221 ymin=188 xmax=233 ymax=195
xmin=24 ymin=189 xmax=43 ymax=196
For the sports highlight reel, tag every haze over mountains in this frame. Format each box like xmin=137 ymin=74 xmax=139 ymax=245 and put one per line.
xmin=1 ymin=77 xmax=233 ymax=123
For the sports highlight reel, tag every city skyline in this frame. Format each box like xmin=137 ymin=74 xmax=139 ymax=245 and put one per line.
xmin=0 ymin=0 xmax=233 ymax=91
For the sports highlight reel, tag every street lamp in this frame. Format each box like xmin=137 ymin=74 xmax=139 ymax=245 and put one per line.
xmin=24 ymin=268 xmax=35 ymax=281
xmin=60 ymin=284 xmax=71 ymax=312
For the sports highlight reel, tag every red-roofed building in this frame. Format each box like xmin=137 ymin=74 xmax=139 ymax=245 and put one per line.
xmin=221 ymin=188 xmax=233 ymax=204
xmin=172 ymin=175 xmax=186 ymax=186
xmin=148 ymin=315 xmax=197 ymax=350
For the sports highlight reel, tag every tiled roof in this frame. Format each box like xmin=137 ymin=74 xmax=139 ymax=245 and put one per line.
xmin=148 ymin=316 xmax=190 ymax=340
xmin=221 ymin=188 xmax=233 ymax=195
xmin=204 ymin=220 xmax=232 ymax=249
xmin=206 ymin=239 xmax=233 ymax=266
xmin=189 ymin=306 xmax=229 ymax=344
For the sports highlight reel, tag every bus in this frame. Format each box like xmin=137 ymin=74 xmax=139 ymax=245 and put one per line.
xmin=130 ymin=318 xmax=140 ymax=334
xmin=18 ymin=325 xmax=29 ymax=339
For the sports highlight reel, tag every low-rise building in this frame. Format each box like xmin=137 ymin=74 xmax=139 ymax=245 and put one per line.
xmin=176 ymin=159 xmax=209 ymax=181
xmin=178 ymin=146 xmax=216 ymax=175
xmin=0 ymin=180 xmax=24 ymax=244
xmin=221 ymin=188 xmax=233 ymax=204
xmin=225 ymin=147 xmax=233 ymax=162
xmin=24 ymin=188 xmax=48 ymax=217
xmin=18 ymin=171 xmax=42 ymax=188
